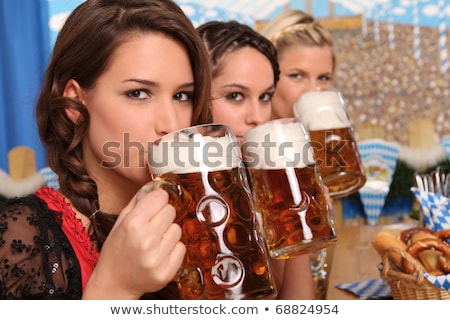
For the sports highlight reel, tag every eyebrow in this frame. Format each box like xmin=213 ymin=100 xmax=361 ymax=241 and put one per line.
xmin=123 ymin=78 xmax=195 ymax=89
xmin=221 ymin=83 xmax=275 ymax=92
xmin=123 ymin=78 xmax=157 ymax=86
xmin=221 ymin=84 xmax=246 ymax=90
xmin=284 ymin=69 xmax=332 ymax=77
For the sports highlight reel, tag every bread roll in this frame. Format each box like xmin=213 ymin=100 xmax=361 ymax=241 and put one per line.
xmin=372 ymin=231 xmax=407 ymax=270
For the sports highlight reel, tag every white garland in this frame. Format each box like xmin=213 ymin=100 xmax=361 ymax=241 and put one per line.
xmin=397 ymin=143 xmax=449 ymax=172
xmin=0 ymin=169 xmax=46 ymax=198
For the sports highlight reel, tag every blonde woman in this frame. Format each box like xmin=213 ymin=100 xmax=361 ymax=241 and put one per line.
xmin=261 ymin=10 xmax=337 ymax=299
xmin=260 ymin=9 xmax=336 ymax=120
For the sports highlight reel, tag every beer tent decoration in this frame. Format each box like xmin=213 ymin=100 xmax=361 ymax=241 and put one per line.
xmin=2 ymin=0 xmax=450 ymax=174
xmin=361 ymin=0 xmax=449 ymax=74
xmin=176 ymin=0 xmax=289 ymax=24
xmin=357 ymin=139 xmax=401 ymax=226
xmin=413 ymin=0 xmax=422 ymax=65
xmin=175 ymin=1 xmax=255 ymax=27
xmin=439 ymin=0 xmax=449 ymax=74
xmin=441 ymin=135 xmax=450 ymax=161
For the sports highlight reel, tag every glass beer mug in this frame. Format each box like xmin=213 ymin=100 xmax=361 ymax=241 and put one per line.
xmin=147 ymin=124 xmax=276 ymax=300
xmin=242 ymin=118 xmax=337 ymax=259
xmin=294 ymin=89 xmax=366 ymax=198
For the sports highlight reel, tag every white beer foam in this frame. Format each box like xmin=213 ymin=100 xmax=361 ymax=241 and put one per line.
xmin=293 ymin=90 xmax=350 ymax=130
xmin=150 ymin=131 xmax=241 ymax=175
xmin=242 ymin=120 xmax=316 ymax=169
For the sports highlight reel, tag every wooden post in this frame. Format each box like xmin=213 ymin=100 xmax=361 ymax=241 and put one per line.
xmin=8 ymin=146 xmax=36 ymax=180
xmin=328 ymin=0 xmax=335 ymax=17
xmin=306 ymin=0 xmax=312 ymax=14
xmin=356 ymin=123 xmax=386 ymax=141
xmin=408 ymin=118 xmax=436 ymax=149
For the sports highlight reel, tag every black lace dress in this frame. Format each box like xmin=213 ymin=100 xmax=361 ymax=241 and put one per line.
xmin=0 ymin=187 xmax=180 ymax=300
xmin=0 ymin=193 xmax=82 ymax=299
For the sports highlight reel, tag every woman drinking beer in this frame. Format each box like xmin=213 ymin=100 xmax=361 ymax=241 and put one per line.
xmin=260 ymin=10 xmax=337 ymax=299
xmin=260 ymin=9 xmax=336 ymax=120
xmin=0 ymin=0 xmax=212 ymax=299
xmin=197 ymin=20 xmax=316 ymax=300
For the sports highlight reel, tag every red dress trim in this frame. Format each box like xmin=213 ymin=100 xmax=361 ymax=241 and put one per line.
xmin=35 ymin=186 xmax=99 ymax=292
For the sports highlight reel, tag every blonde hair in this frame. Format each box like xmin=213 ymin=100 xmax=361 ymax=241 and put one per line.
xmin=260 ymin=10 xmax=336 ymax=70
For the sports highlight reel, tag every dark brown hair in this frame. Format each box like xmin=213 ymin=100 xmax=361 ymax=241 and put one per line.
xmin=197 ymin=20 xmax=279 ymax=85
xmin=36 ymin=0 xmax=212 ymax=247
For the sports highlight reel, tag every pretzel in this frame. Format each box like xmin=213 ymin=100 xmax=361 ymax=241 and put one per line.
xmin=403 ymin=238 xmax=450 ymax=276
xmin=400 ymin=227 xmax=433 ymax=245
xmin=435 ymin=229 xmax=450 ymax=243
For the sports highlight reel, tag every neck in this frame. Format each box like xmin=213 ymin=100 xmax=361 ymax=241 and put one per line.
xmin=95 ymin=174 xmax=142 ymax=215
xmin=81 ymin=141 xmax=149 ymax=215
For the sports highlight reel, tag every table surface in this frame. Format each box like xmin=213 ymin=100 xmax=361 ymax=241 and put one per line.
xmin=325 ymin=224 xmax=413 ymax=300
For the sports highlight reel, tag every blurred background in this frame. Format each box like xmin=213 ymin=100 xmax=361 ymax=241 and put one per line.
xmin=1 ymin=0 xmax=449 ymax=172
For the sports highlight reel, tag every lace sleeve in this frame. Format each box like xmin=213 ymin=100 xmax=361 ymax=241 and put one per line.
xmin=0 ymin=195 xmax=82 ymax=299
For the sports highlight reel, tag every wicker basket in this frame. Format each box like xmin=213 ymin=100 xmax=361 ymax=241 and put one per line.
xmin=381 ymin=246 xmax=450 ymax=299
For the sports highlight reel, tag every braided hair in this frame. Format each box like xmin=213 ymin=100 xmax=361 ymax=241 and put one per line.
xmin=36 ymin=0 xmax=212 ymax=249
xmin=260 ymin=9 xmax=336 ymax=72
xmin=197 ymin=20 xmax=280 ymax=85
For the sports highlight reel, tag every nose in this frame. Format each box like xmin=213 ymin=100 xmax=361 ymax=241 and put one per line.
xmin=305 ymin=80 xmax=320 ymax=92
xmin=306 ymin=80 xmax=327 ymax=93
xmin=154 ymin=100 xmax=183 ymax=136
xmin=245 ymin=100 xmax=266 ymax=126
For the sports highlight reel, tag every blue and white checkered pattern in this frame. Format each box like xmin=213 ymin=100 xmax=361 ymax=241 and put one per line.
xmin=359 ymin=187 xmax=390 ymax=226
xmin=424 ymin=272 xmax=450 ymax=291
xmin=441 ymin=135 xmax=450 ymax=161
xmin=409 ymin=187 xmax=450 ymax=292
xmin=358 ymin=139 xmax=400 ymax=182
xmin=335 ymin=278 xmax=392 ymax=299
xmin=39 ymin=167 xmax=59 ymax=189
xmin=358 ymin=139 xmax=400 ymax=225
xmin=411 ymin=187 xmax=450 ymax=231
xmin=337 ymin=266 xmax=450 ymax=298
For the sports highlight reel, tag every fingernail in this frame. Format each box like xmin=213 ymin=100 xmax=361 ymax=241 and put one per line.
xmin=137 ymin=179 xmax=167 ymax=201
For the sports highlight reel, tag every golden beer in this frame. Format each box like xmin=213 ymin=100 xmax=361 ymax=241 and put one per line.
xmin=247 ymin=166 xmax=336 ymax=258
xmin=149 ymin=124 xmax=276 ymax=300
xmin=294 ymin=89 xmax=366 ymax=198
xmin=242 ymin=118 xmax=337 ymax=259
xmin=309 ymin=127 xmax=366 ymax=197
xmin=156 ymin=168 xmax=276 ymax=299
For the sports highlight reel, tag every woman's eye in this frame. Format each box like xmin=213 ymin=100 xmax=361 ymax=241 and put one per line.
xmin=126 ymin=89 xmax=149 ymax=100
xmin=226 ymin=92 xmax=244 ymax=102
xmin=318 ymin=75 xmax=333 ymax=82
xmin=260 ymin=92 xmax=274 ymax=103
xmin=174 ymin=91 xmax=193 ymax=102
xmin=288 ymin=73 xmax=304 ymax=81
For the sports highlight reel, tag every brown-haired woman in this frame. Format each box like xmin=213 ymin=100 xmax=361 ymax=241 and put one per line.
xmin=198 ymin=20 xmax=315 ymax=299
xmin=0 ymin=0 xmax=211 ymax=299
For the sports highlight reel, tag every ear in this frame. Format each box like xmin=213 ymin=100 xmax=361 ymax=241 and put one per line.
xmin=63 ymin=79 xmax=85 ymax=124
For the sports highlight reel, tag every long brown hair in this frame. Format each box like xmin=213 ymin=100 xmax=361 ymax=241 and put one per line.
xmin=36 ymin=0 xmax=212 ymax=248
